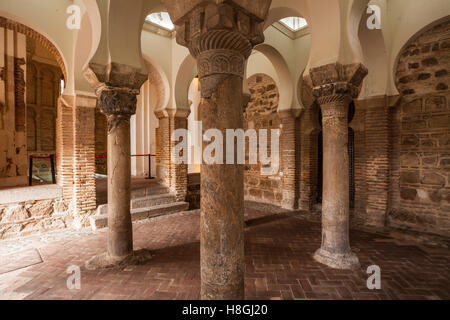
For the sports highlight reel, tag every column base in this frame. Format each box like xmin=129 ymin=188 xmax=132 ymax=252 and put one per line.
xmin=85 ymin=249 xmax=152 ymax=270
xmin=313 ymin=248 xmax=360 ymax=270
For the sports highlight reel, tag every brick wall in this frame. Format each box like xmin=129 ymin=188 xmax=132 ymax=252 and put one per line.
xmin=390 ymin=20 xmax=450 ymax=236
xmin=155 ymin=110 xmax=188 ymax=201
xmin=298 ymin=103 xmax=321 ymax=211
xmin=95 ymin=109 xmax=107 ymax=175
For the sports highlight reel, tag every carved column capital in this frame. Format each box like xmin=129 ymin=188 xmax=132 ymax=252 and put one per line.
xmin=97 ymin=86 xmax=140 ymax=132
xmin=166 ymin=0 xmax=271 ymax=97
xmin=307 ymin=62 xmax=368 ymax=108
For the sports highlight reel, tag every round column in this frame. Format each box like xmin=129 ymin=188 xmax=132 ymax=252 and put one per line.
xmin=313 ymin=95 xmax=359 ymax=269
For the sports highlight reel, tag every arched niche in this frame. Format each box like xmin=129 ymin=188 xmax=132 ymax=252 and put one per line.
xmin=173 ymin=54 xmax=197 ymax=113
xmin=143 ymin=54 xmax=170 ymax=111
xmin=250 ymin=44 xmax=294 ymax=113
xmin=358 ymin=1 xmax=389 ymax=99
xmin=0 ymin=13 xmax=68 ymax=87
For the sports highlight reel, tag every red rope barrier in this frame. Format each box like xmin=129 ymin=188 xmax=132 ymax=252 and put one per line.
xmin=131 ymin=154 xmax=156 ymax=157
xmin=30 ymin=155 xmax=156 ymax=159
xmin=96 ymin=154 xmax=156 ymax=158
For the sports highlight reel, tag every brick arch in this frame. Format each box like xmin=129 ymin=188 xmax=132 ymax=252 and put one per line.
xmin=0 ymin=16 xmax=67 ymax=82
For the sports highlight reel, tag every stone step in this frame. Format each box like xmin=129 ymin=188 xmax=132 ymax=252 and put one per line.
xmin=130 ymin=185 xmax=169 ymax=199
xmin=90 ymin=201 xmax=189 ymax=231
xmin=96 ymin=192 xmax=175 ymax=215
xmin=131 ymin=193 xmax=177 ymax=210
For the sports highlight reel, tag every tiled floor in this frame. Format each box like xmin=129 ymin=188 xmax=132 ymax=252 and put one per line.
xmin=0 ymin=202 xmax=449 ymax=300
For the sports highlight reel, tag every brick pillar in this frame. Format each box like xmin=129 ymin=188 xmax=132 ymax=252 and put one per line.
xmin=279 ymin=110 xmax=298 ymax=210
xmin=72 ymin=94 xmax=97 ymax=228
xmin=155 ymin=110 xmax=170 ymax=186
xmin=169 ymin=110 xmax=189 ymax=201
xmin=155 ymin=109 xmax=189 ymax=201
xmin=56 ymin=94 xmax=97 ymax=228
xmin=56 ymin=95 xmax=74 ymax=198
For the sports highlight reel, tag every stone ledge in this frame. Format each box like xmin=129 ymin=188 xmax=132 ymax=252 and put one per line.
xmin=0 ymin=185 xmax=62 ymax=205
xmin=90 ymin=202 xmax=190 ymax=231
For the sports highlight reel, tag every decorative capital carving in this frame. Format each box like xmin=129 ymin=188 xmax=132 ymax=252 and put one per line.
xmin=164 ymin=0 xmax=271 ymax=97
xmin=97 ymin=87 xmax=140 ymax=133
xmin=307 ymin=63 xmax=368 ymax=106
xmin=83 ymin=62 xmax=148 ymax=92
xmin=166 ymin=0 xmax=271 ymax=55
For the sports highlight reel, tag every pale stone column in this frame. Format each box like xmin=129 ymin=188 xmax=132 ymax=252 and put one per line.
xmin=99 ymin=87 xmax=137 ymax=259
xmin=83 ymin=64 xmax=151 ymax=268
xmin=164 ymin=0 xmax=271 ymax=300
xmin=308 ymin=63 xmax=368 ymax=270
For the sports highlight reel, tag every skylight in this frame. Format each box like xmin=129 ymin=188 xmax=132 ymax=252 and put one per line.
xmin=145 ymin=12 xmax=174 ymax=31
xmin=279 ymin=17 xmax=307 ymax=31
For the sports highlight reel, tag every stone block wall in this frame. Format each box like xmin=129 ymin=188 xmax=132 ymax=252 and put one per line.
xmin=244 ymin=74 xmax=284 ymax=206
xmin=390 ymin=20 xmax=450 ymax=236
xmin=0 ymin=197 xmax=71 ymax=239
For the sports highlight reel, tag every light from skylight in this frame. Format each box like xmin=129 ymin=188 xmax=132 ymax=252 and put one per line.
xmin=145 ymin=12 xmax=174 ymax=31
xmin=279 ymin=17 xmax=307 ymax=31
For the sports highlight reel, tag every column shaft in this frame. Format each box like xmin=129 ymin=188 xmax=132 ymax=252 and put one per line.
xmin=314 ymin=97 xmax=359 ymax=269
xmin=107 ymin=115 xmax=133 ymax=259
xmin=201 ymin=75 xmax=244 ymax=300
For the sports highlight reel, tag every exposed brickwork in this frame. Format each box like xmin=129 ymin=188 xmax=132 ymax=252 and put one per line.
xmin=155 ymin=110 xmax=188 ymax=201
xmin=392 ymin=20 xmax=450 ymax=236
xmin=56 ymin=95 xmax=74 ymax=198
xmin=244 ymin=74 xmax=284 ymax=206
xmin=279 ymin=110 xmax=299 ymax=209
xmin=170 ymin=114 xmax=188 ymax=201
xmin=72 ymin=95 xmax=97 ymax=228
xmin=94 ymin=110 xmax=107 ymax=175
xmin=155 ymin=112 xmax=170 ymax=187
xmin=298 ymin=104 xmax=321 ymax=211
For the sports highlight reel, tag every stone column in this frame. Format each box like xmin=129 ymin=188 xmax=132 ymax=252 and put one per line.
xmin=164 ymin=0 xmax=271 ymax=300
xmin=99 ymin=87 xmax=137 ymax=259
xmin=308 ymin=63 xmax=367 ymax=270
xmin=82 ymin=78 xmax=151 ymax=268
